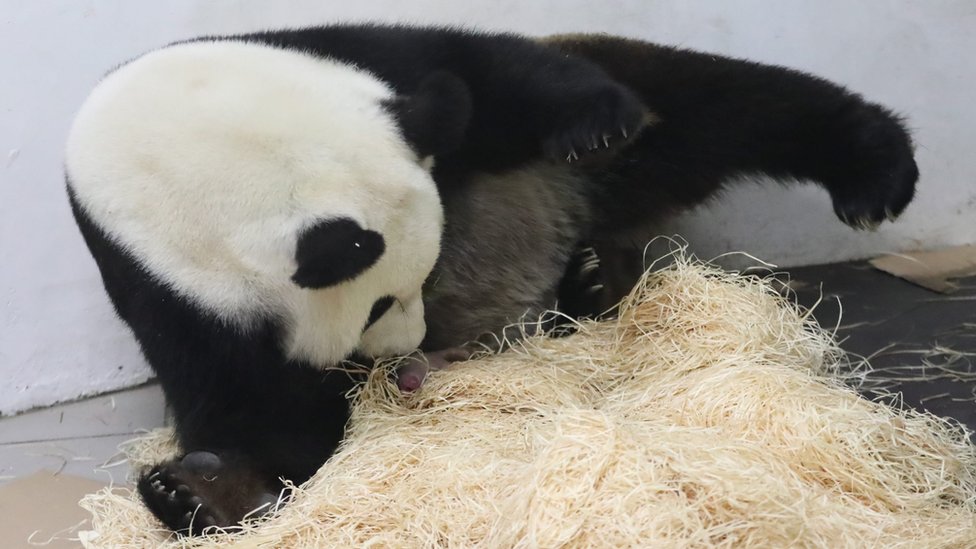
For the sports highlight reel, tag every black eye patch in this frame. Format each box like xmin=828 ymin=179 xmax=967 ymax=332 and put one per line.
xmin=363 ymin=295 xmax=396 ymax=332
xmin=291 ymin=218 xmax=385 ymax=289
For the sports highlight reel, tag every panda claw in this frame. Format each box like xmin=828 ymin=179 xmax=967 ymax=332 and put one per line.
xmin=602 ymin=134 xmax=610 ymax=148
xmin=621 ymin=126 xmax=628 ymax=138
xmin=140 ymin=453 xmax=285 ymax=536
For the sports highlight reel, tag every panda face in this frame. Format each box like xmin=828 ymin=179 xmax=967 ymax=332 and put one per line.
xmin=66 ymin=40 xmax=445 ymax=366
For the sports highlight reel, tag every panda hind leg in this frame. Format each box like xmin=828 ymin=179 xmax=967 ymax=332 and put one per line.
xmin=541 ymin=85 xmax=650 ymax=164
xmin=137 ymin=451 xmax=284 ymax=536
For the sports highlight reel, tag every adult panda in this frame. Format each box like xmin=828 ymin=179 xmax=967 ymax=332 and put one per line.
xmin=65 ymin=25 xmax=918 ymax=535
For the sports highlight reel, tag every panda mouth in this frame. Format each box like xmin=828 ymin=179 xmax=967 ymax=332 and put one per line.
xmin=363 ymin=295 xmax=396 ymax=332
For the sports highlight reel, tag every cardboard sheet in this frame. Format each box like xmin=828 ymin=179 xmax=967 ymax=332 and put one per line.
xmin=870 ymin=244 xmax=976 ymax=293
xmin=0 ymin=471 xmax=108 ymax=549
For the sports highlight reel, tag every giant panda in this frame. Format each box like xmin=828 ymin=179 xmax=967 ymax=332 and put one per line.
xmin=65 ymin=25 xmax=918 ymax=535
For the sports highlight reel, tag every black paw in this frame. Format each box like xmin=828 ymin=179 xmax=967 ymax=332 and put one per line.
xmin=543 ymin=84 xmax=647 ymax=163
xmin=825 ymin=105 xmax=919 ymax=230
xmin=137 ymin=451 xmax=281 ymax=536
xmin=556 ymin=245 xmax=606 ymax=324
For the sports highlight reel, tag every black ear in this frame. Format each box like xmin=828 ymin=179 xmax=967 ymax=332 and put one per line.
xmin=385 ymin=71 xmax=472 ymax=158
xmin=291 ymin=218 xmax=385 ymax=289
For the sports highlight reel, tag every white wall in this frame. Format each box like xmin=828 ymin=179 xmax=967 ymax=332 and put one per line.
xmin=2 ymin=0 xmax=974 ymax=414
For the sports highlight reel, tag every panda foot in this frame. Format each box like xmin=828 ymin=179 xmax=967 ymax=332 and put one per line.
xmin=138 ymin=451 xmax=282 ymax=536
xmin=543 ymin=83 xmax=647 ymax=163
xmin=556 ymin=245 xmax=606 ymax=325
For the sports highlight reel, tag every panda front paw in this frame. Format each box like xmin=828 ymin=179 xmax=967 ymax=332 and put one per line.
xmin=543 ymin=84 xmax=647 ymax=163
xmin=138 ymin=451 xmax=282 ymax=536
xmin=557 ymin=245 xmax=606 ymax=322
xmin=825 ymin=105 xmax=919 ymax=230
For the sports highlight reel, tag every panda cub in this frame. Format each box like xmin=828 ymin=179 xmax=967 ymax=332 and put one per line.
xmin=65 ymin=25 xmax=917 ymax=535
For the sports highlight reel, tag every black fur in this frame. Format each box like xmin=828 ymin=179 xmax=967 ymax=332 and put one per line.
xmin=543 ymin=34 xmax=917 ymax=235
xmin=67 ymin=26 xmax=919 ymax=535
xmin=383 ymin=71 xmax=473 ymax=158
xmin=364 ymin=295 xmax=396 ymax=331
xmin=291 ymin=218 xmax=386 ymax=289
xmin=221 ymin=25 xmax=646 ymax=170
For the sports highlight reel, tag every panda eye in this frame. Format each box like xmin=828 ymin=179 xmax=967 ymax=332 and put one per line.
xmin=363 ymin=295 xmax=396 ymax=332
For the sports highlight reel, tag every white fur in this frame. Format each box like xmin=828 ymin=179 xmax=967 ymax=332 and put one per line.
xmin=66 ymin=40 xmax=442 ymax=365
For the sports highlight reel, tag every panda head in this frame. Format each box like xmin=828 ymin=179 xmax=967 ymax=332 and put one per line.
xmin=65 ymin=40 xmax=472 ymax=366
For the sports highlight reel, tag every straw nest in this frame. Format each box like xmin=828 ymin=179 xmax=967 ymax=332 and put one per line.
xmin=79 ymin=256 xmax=976 ymax=548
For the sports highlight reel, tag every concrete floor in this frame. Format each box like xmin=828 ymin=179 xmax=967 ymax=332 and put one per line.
xmin=0 ymin=383 xmax=166 ymax=487
xmin=789 ymin=262 xmax=976 ymax=435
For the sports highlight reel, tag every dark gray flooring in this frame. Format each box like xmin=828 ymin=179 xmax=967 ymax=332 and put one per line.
xmin=788 ymin=261 xmax=976 ymax=435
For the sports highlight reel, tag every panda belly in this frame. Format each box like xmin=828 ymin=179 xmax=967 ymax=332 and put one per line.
xmin=422 ymin=163 xmax=592 ymax=350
